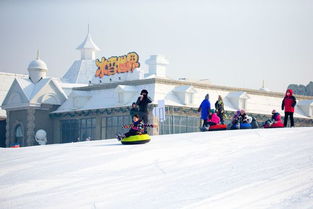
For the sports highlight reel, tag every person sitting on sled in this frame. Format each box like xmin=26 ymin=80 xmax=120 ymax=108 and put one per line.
xmin=263 ymin=110 xmax=283 ymax=128
xmin=239 ymin=109 xmax=252 ymax=124
xmin=117 ymin=114 xmax=144 ymax=141
xmin=203 ymin=109 xmax=220 ymax=130
xmin=238 ymin=109 xmax=252 ymax=129
xmin=230 ymin=110 xmax=241 ymax=129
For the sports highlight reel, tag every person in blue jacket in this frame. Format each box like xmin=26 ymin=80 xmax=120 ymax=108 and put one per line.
xmin=198 ymin=94 xmax=211 ymax=128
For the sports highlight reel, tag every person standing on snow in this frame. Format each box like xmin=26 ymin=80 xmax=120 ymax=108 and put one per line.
xmin=281 ymin=89 xmax=297 ymax=127
xmin=215 ymin=95 xmax=225 ymax=124
xmin=198 ymin=94 xmax=211 ymax=128
xmin=136 ymin=89 xmax=152 ymax=125
xmin=130 ymin=102 xmax=139 ymax=120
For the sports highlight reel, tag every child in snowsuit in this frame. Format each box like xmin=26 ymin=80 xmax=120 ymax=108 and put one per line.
xmin=230 ymin=110 xmax=241 ymax=129
xmin=264 ymin=110 xmax=283 ymax=128
xmin=215 ymin=95 xmax=225 ymax=124
xmin=239 ymin=109 xmax=251 ymax=124
xmin=207 ymin=109 xmax=220 ymax=126
xmin=198 ymin=94 xmax=211 ymax=128
xmin=281 ymin=89 xmax=297 ymax=127
xmin=238 ymin=109 xmax=252 ymax=129
xmin=117 ymin=114 xmax=144 ymax=141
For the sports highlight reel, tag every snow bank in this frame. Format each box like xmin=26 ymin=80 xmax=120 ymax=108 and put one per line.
xmin=1 ymin=128 xmax=313 ymax=209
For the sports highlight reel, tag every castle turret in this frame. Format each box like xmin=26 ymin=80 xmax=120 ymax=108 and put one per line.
xmin=145 ymin=55 xmax=169 ymax=78
xmin=76 ymin=26 xmax=100 ymax=60
xmin=27 ymin=51 xmax=48 ymax=83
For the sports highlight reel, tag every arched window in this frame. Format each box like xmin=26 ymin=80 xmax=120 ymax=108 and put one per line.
xmin=15 ymin=125 xmax=24 ymax=145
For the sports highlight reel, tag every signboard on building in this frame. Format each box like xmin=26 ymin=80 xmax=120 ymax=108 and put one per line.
xmin=95 ymin=52 xmax=140 ymax=78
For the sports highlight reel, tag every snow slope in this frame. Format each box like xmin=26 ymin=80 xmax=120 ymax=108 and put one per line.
xmin=1 ymin=128 xmax=313 ymax=209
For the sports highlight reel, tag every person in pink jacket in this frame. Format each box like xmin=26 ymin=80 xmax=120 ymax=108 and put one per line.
xmin=207 ymin=109 xmax=220 ymax=126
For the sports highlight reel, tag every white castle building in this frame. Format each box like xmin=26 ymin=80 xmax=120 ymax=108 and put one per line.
xmin=1 ymin=30 xmax=313 ymax=147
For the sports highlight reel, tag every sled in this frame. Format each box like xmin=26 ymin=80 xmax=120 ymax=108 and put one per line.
xmin=240 ymin=123 xmax=252 ymax=129
xmin=120 ymin=134 xmax=151 ymax=145
xmin=264 ymin=122 xmax=284 ymax=128
xmin=208 ymin=124 xmax=227 ymax=131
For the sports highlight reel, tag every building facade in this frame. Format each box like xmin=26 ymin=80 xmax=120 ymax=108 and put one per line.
xmin=2 ymin=31 xmax=313 ymax=147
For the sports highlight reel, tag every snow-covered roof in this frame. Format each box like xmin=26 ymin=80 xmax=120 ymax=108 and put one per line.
xmin=226 ymin=91 xmax=249 ymax=99
xmin=76 ymin=31 xmax=100 ymax=51
xmin=116 ymin=85 xmax=137 ymax=92
xmin=0 ymin=72 xmax=28 ymax=118
xmin=173 ymin=85 xmax=196 ymax=93
xmin=62 ymin=60 xmax=98 ymax=84
xmin=2 ymin=77 xmax=68 ymax=110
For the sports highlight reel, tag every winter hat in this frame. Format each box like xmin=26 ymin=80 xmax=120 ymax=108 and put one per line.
xmin=205 ymin=94 xmax=209 ymax=100
xmin=141 ymin=89 xmax=148 ymax=95
xmin=285 ymin=89 xmax=293 ymax=96
xmin=272 ymin=109 xmax=276 ymax=114
xmin=209 ymin=109 xmax=215 ymax=114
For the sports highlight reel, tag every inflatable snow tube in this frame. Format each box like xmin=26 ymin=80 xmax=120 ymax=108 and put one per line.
xmin=240 ymin=123 xmax=252 ymax=129
xmin=264 ymin=122 xmax=284 ymax=128
xmin=209 ymin=124 xmax=227 ymax=131
xmin=121 ymin=134 xmax=151 ymax=145
xmin=230 ymin=123 xmax=240 ymax=130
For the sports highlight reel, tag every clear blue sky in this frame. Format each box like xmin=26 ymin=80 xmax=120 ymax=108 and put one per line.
xmin=0 ymin=0 xmax=312 ymax=92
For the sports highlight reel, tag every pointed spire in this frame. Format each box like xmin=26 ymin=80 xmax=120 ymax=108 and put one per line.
xmin=262 ymin=80 xmax=265 ymax=88
xmin=76 ymin=25 xmax=100 ymax=51
xmin=76 ymin=25 xmax=100 ymax=60
xmin=36 ymin=49 xmax=40 ymax=60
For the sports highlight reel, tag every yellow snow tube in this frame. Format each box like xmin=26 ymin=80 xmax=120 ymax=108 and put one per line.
xmin=121 ymin=134 xmax=151 ymax=145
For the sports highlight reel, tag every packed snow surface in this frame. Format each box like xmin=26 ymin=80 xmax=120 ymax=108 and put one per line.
xmin=1 ymin=128 xmax=313 ymax=209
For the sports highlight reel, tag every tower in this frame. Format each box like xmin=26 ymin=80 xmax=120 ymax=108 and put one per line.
xmin=76 ymin=25 xmax=100 ymax=60
xmin=27 ymin=50 xmax=48 ymax=83
xmin=145 ymin=55 xmax=169 ymax=78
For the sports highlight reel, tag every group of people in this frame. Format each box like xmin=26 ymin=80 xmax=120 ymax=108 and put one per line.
xmin=119 ymin=88 xmax=297 ymax=140
xmin=198 ymin=94 xmax=226 ymax=131
xmin=117 ymin=89 xmax=152 ymax=140
xmin=198 ymin=89 xmax=297 ymax=130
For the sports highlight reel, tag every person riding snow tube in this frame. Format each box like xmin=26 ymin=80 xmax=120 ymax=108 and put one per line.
xmin=117 ymin=114 xmax=151 ymax=145
xmin=229 ymin=110 xmax=241 ymax=129
xmin=239 ymin=110 xmax=252 ymax=129
xmin=263 ymin=110 xmax=284 ymax=128
xmin=201 ymin=109 xmax=222 ymax=131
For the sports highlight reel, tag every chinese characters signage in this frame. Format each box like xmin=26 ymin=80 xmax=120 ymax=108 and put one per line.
xmin=95 ymin=52 xmax=140 ymax=78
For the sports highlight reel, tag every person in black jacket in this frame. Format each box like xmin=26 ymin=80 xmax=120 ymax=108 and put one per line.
xmin=215 ymin=95 xmax=225 ymax=124
xmin=136 ymin=89 xmax=152 ymax=125
xmin=130 ymin=102 xmax=139 ymax=120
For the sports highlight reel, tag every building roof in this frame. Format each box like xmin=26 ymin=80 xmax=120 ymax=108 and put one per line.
xmin=62 ymin=60 xmax=98 ymax=84
xmin=2 ymin=77 xmax=68 ymax=110
xmin=76 ymin=30 xmax=100 ymax=51
xmin=0 ymin=72 xmax=28 ymax=118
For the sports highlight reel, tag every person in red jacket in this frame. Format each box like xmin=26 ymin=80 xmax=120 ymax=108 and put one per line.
xmin=281 ymin=89 xmax=297 ymax=127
